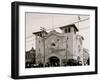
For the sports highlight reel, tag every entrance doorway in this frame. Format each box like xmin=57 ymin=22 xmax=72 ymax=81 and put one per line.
xmin=49 ymin=56 xmax=60 ymax=67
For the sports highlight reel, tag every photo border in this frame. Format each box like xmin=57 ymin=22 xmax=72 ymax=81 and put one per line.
xmin=11 ymin=1 xmax=98 ymax=79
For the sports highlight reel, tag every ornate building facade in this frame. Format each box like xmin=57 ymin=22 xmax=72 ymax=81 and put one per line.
xmin=25 ymin=47 xmax=36 ymax=68
xmin=33 ymin=24 xmax=84 ymax=66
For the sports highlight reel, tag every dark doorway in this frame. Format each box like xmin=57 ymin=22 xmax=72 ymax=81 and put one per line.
xmin=49 ymin=56 xmax=60 ymax=67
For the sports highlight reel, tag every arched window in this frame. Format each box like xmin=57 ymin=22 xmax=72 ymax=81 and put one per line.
xmin=51 ymin=43 xmax=56 ymax=46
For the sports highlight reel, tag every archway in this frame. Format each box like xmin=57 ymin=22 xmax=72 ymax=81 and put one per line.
xmin=49 ymin=56 xmax=60 ymax=67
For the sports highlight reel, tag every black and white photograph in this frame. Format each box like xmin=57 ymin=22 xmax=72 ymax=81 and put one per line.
xmin=25 ymin=13 xmax=90 ymax=68
xmin=11 ymin=2 xmax=97 ymax=79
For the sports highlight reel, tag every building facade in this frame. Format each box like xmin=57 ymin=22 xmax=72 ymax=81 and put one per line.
xmin=25 ymin=47 xmax=36 ymax=68
xmin=33 ymin=24 xmax=84 ymax=66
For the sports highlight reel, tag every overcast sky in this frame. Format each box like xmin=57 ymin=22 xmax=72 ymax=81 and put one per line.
xmin=25 ymin=12 xmax=90 ymax=51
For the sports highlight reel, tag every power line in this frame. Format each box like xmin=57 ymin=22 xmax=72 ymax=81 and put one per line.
xmin=26 ymin=25 xmax=89 ymax=40
xmin=26 ymin=26 xmax=89 ymax=44
xmin=26 ymin=18 xmax=89 ymax=39
xmin=45 ymin=18 xmax=89 ymax=31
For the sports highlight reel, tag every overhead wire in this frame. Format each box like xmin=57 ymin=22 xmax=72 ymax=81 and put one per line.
xmin=26 ymin=17 xmax=90 ymax=44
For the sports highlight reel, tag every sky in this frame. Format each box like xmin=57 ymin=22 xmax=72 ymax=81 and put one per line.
xmin=25 ymin=12 xmax=90 ymax=51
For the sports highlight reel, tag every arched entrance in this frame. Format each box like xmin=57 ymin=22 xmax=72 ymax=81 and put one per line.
xmin=48 ymin=56 xmax=60 ymax=67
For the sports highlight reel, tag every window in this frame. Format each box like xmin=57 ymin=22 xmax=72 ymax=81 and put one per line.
xmin=39 ymin=40 xmax=40 ymax=43
xmin=57 ymin=39 xmax=59 ymax=41
xmin=39 ymin=49 xmax=40 ymax=52
xmin=67 ymin=37 xmax=69 ymax=40
xmin=68 ymin=27 xmax=70 ymax=33
xmin=51 ymin=43 xmax=56 ymax=46
xmin=78 ymin=45 xmax=81 ymax=52
xmin=38 ymin=33 xmax=42 ymax=37
xmin=65 ymin=28 xmax=67 ymax=33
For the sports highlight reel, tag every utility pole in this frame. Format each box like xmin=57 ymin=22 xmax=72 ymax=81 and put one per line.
xmin=40 ymin=27 xmax=46 ymax=67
